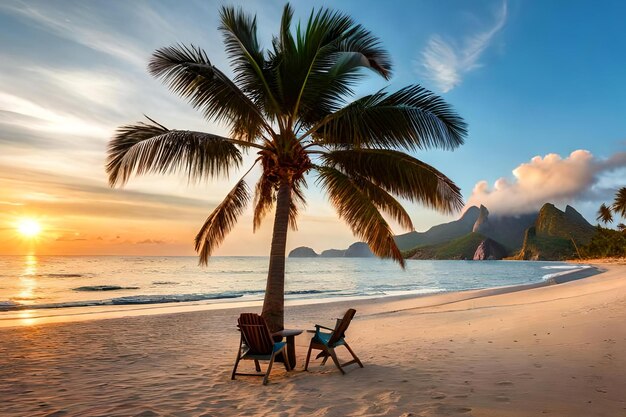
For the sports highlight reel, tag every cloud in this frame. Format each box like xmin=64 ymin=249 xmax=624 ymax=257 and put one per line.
xmin=0 ymin=91 xmax=110 ymax=138
xmin=0 ymin=164 xmax=217 ymax=222
xmin=0 ymin=1 xmax=148 ymax=68
xmin=419 ymin=1 xmax=507 ymax=92
xmin=466 ymin=150 xmax=626 ymax=215
xmin=56 ymin=235 xmax=87 ymax=242
xmin=136 ymin=239 xmax=166 ymax=245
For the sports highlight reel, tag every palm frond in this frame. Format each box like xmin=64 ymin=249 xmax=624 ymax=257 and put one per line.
xmin=316 ymin=166 xmax=405 ymax=267
xmin=292 ymin=51 xmax=374 ymax=129
xmin=311 ymin=85 xmax=466 ymax=151
xmin=335 ymin=23 xmax=391 ymax=79
xmin=612 ymin=187 xmax=626 ymax=218
xmin=252 ymin=175 xmax=307 ymax=232
xmin=148 ymin=44 xmax=267 ymax=141
xmin=289 ymin=177 xmax=308 ymax=230
xmin=252 ymin=175 xmax=275 ymax=232
xmin=597 ymin=203 xmax=614 ymax=224
xmin=349 ymin=175 xmax=414 ymax=231
xmin=107 ymin=118 xmax=242 ymax=187
xmin=219 ymin=6 xmax=281 ymax=117
xmin=195 ymin=178 xmax=251 ymax=265
xmin=321 ymin=149 xmax=463 ymax=214
xmin=271 ymin=5 xmax=391 ymax=126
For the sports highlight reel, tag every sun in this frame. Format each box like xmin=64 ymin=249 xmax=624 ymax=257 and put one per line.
xmin=17 ymin=219 xmax=42 ymax=238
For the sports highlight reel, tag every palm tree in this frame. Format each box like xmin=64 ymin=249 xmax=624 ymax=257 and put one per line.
xmin=612 ymin=187 xmax=626 ymax=218
xmin=106 ymin=4 xmax=467 ymax=331
xmin=596 ymin=187 xmax=626 ymax=228
xmin=597 ymin=203 xmax=614 ymax=224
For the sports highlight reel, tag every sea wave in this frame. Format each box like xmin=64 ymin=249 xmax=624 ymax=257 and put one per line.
xmin=110 ymin=293 xmax=243 ymax=305
xmin=152 ymin=281 xmax=178 ymax=285
xmin=0 ymin=288 xmax=346 ymax=311
xmin=542 ymin=265 xmax=591 ymax=280
xmin=0 ymin=300 xmax=19 ymax=308
xmin=0 ymin=291 xmax=246 ymax=311
xmin=0 ymin=273 xmax=85 ymax=279
xmin=541 ymin=265 xmax=589 ymax=270
xmin=73 ymin=285 xmax=140 ymax=291
xmin=285 ymin=289 xmax=336 ymax=295
xmin=45 ymin=273 xmax=85 ymax=278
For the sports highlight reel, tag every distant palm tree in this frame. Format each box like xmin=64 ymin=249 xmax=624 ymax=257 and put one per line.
xmin=612 ymin=187 xmax=626 ymax=218
xmin=597 ymin=187 xmax=626 ymax=229
xmin=597 ymin=203 xmax=614 ymax=224
xmin=106 ymin=4 xmax=467 ymax=331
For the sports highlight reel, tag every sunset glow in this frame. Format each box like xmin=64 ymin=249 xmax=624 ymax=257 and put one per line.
xmin=16 ymin=219 xmax=42 ymax=238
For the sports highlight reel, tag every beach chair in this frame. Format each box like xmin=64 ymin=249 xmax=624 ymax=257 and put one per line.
xmin=231 ymin=313 xmax=290 ymax=385
xmin=304 ymin=308 xmax=363 ymax=374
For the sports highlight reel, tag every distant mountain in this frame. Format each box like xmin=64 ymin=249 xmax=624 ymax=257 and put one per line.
xmin=406 ymin=232 xmax=487 ymax=260
xmin=394 ymin=206 xmax=480 ymax=250
xmin=517 ymin=204 xmax=595 ymax=260
xmin=320 ymin=249 xmax=345 ymax=257
xmin=536 ymin=204 xmax=595 ymax=244
xmin=472 ymin=205 xmax=537 ymax=250
xmin=288 ymin=247 xmax=319 ymax=257
xmin=298 ymin=203 xmax=596 ymax=261
xmin=288 ymin=242 xmax=374 ymax=258
xmin=344 ymin=242 xmax=374 ymax=257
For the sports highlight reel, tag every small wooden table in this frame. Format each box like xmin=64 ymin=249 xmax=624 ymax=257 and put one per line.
xmin=273 ymin=329 xmax=303 ymax=369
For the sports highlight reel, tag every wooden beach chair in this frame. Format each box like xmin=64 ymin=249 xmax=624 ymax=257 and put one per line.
xmin=231 ymin=313 xmax=291 ymax=385
xmin=304 ymin=308 xmax=364 ymax=374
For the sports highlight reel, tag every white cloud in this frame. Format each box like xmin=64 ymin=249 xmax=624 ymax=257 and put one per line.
xmin=419 ymin=1 xmax=507 ymax=92
xmin=0 ymin=91 xmax=110 ymax=138
xmin=29 ymin=68 xmax=126 ymax=110
xmin=466 ymin=150 xmax=626 ymax=215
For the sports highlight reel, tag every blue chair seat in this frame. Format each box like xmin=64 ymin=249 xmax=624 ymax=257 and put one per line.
xmin=313 ymin=331 xmax=344 ymax=347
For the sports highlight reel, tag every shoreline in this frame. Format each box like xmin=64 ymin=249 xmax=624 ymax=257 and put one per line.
xmin=0 ymin=262 xmax=599 ymax=328
xmin=1 ymin=261 xmax=624 ymax=416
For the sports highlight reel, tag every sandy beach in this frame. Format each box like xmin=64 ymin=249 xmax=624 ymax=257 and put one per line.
xmin=1 ymin=261 xmax=625 ymax=417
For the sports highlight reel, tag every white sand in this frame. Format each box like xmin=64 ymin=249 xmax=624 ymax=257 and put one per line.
xmin=1 ymin=262 xmax=625 ymax=416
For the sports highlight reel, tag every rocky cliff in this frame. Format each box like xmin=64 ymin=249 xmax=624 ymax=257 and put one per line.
xmin=517 ymin=204 xmax=595 ymax=260
xmin=473 ymin=238 xmax=507 ymax=260
xmin=471 ymin=205 xmax=537 ymax=250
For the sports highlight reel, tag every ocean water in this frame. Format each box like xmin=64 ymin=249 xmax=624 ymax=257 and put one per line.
xmin=0 ymin=255 xmax=587 ymax=315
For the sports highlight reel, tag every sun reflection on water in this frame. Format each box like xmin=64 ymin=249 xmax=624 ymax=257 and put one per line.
xmin=18 ymin=310 xmax=36 ymax=326
xmin=23 ymin=255 xmax=37 ymax=275
xmin=18 ymin=255 xmax=38 ymax=305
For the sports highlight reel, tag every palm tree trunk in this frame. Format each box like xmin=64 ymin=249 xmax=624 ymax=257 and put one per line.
xmin=262 ymin=179 xmax=291 ymax=332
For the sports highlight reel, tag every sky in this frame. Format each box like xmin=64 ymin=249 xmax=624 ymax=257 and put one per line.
xmin=0 ymin=0 xmax=625 ymax=256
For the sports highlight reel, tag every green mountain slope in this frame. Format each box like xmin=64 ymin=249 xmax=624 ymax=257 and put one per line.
xmin=404 ymin=232 xmax=487 ymax=260
xmin=394 ymin=206 xmax=480 ymax=250
xmin=518 ymin=204 xmax=595 ymax=260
